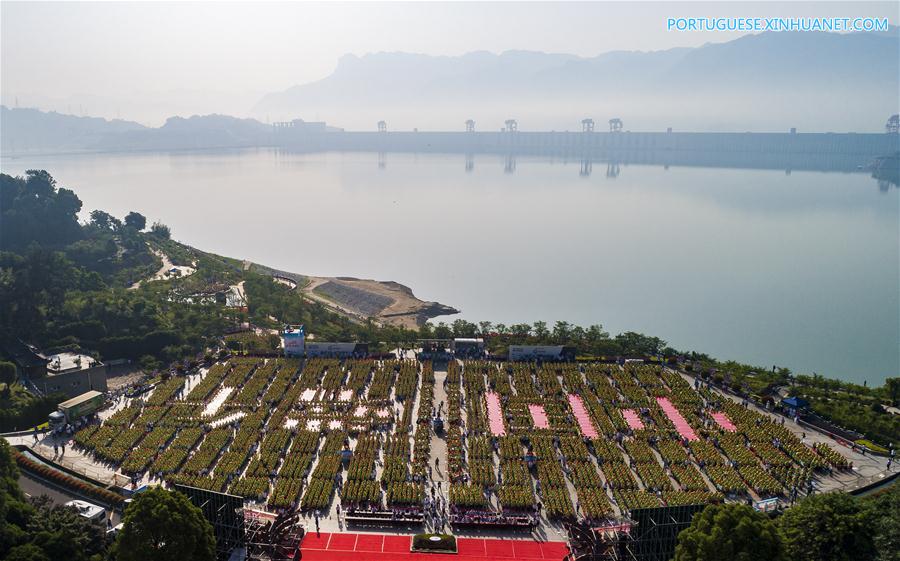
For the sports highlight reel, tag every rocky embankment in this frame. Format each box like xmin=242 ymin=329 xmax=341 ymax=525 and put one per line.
xmin=250 ymin=264 xmax=458 ymax=328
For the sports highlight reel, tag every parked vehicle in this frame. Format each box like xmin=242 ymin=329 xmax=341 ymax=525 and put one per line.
xmin=125 ymin=385 xmax=150 ymax=399
xmin=65 ymin=500 xmax=105 ymax=523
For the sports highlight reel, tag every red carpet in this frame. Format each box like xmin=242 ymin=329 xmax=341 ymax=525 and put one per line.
xmin=356 ymin=533 xmax=385 ymax=552
xmin=299 ymin=532 xmax=569 ymax=560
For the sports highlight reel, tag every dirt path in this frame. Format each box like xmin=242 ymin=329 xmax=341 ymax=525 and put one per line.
xmin=129 ymin=248 xmax=195 ymax=290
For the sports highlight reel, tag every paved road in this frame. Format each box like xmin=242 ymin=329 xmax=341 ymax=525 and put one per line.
xmin=18 ymin=472 xmax=122 ymax=525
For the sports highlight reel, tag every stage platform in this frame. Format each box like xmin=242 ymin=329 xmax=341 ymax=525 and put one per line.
xmin=299 ymin=532 xmax=569 ymax=561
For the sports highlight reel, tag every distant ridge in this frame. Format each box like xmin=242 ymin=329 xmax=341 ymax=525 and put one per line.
xmin=0 ymin=106 xmax=146 ymax=153
xmin=0 ymin=108 xmax=272 ymax=154
xmin=253 ymin=30 xmax=900 ymax=132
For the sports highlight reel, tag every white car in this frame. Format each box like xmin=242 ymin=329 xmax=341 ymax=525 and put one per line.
xmin=65 ymin=500 xmax=106 ymax=523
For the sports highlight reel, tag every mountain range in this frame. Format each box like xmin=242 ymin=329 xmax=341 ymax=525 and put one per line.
xmin=2 ymin=29 xmax=898 ymax=154
xmin=253 ymin=29 xmax=900 ymax=132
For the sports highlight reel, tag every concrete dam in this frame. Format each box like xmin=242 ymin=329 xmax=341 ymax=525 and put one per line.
xmin=273 ymin=127 xmax=900 ymax=174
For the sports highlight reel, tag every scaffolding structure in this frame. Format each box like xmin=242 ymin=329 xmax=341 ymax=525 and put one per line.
xmin=174 ymin=484 xmax=246 ymax=561
xmin=565 ymin=519 xmax=632 ymax=560
xmin=244 ymin=509 xmax=305 ymax=561
xmin=565 ymin=504 xmax=706 ymax=561
xmin=624 ymin=504 xmax=706 ymax=561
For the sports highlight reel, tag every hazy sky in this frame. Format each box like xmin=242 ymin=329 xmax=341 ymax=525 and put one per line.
xmin=1 ymin=1 xmax=896 ymax=125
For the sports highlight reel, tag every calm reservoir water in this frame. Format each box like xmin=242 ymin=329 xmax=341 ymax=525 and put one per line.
xmin=2 ymin=149 xmax=897 ymax=385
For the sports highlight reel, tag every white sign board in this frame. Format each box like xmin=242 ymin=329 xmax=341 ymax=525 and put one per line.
xmin=305 ymin=342 xmax=359 ymax=357
xmin=508 ymin=345 xmax=565 ymax=361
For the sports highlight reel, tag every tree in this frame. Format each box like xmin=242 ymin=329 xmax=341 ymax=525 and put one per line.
xmin=1 ymin=171 xmax=83 ymax=251
xmin=0 ymin=441 xmax=106 ymax=561
xmin=532 ymin=321 xmax=549 ymax=339
xmin=0 ymin=361 xmax=16 ymax=396
xmin=585 ymin=324 xmax=609 ymax=343
xmin=615 ymin=331 xmax=666 ymax=355
xmin=433 ymin=322 xmax=452 ymax=339
xmin=510 ymin=323 xmax=532 ymax=337
xmin=5 ymin=543 xmax=50 ymax=561
xmin=27 ymin=495 xmax=107 ymax=561
xmin=864 ymin=484 xmax=899 ymax=561
xmin=779 ymin=492 xmax=876 ymax=561
xmin=674 ymin=504 xmax=784 ymax=561
xmin=885 ymin=377 xmax=900 ymax=407
xmin=124 ymin=212 xmax=147 ymax=231
xmin=114 ymin=487 xmax=215 ymax=561
xmin=451 ymin=319 xmax=477 ymax=337
xmin=552 ymin=320 xmax=572 ymax=342
xmin=266 ymin=333 xmax=282 ymax=351
xmin=149 ymin=221 xmax=171 ymax=239
xmin=89 ymin=210 xmax=121 ymax=231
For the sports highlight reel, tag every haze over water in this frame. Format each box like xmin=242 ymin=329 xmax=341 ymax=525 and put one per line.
xmin=2 ymin=148 xmax=897 ymax=385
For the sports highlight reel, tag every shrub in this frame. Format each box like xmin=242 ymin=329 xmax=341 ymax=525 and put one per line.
xmin=411 ymin=534 xmax=457 ymax=553
xmin=856 ymin=440 xmax=889 ymax=454
xmin=12 ymin=448 xmax=124 ymax=506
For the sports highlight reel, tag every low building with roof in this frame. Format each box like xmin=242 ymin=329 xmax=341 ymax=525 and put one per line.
xmin=40 ymin=352 xmax=108 ymax=398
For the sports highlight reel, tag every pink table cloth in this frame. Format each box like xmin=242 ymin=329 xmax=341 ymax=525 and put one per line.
xmin=711 ymin=412 xmax=736 ymax=432
xmin=567 ymin=394 xmax=599 ymax=438
xmin=528 ymin=404 xmax=550 ymax=429
xmin=621 ymin=409 xmax=645 ymax=431
xmin=656 ymin=397 xmax=698 ymax=441
xmin=486 ymin=392 xmax=506 ymax=436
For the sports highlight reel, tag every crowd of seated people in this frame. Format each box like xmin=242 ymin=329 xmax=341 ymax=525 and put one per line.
xmin=344 ymin=504 xmax=424 ymax=523
xmin=449 ymin=507 xmax=538 ymax=528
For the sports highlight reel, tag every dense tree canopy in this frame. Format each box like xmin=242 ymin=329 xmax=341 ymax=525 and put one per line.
xmin=0 ymin=360 xmax=15 ymax=388
xmin=124 ymin=211 xmax=147 ymax=231
xmin=674 ymin=504 xmax=784 ymax=561
xmin=0 ymin=170 xmax=83 ymax=252
xmin=149 ymin=221 xmax=171 ymax=239
xmin=779 ymin=491 xmax=877 ymax=561
xmin=675 ymin=489 xmax=899 ymax=561
xmin=0 ymin=440 xmax=106 ymax=561
xmin=113 ymin=487 xmax=215 ymax=561
xmin=886 ymin=378 xmax=900 ymax=407
xmin=866 ymin=486 xmax=900 ymax=561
